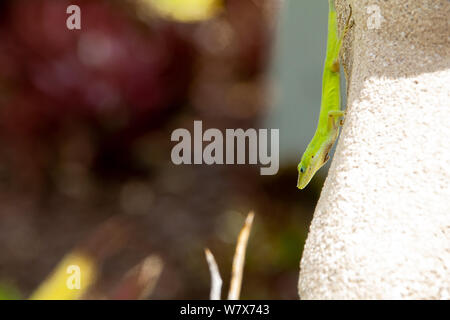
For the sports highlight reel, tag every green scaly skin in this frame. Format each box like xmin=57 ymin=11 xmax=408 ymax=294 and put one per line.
xmin=297 ymin=0 xmax=352 ymax=189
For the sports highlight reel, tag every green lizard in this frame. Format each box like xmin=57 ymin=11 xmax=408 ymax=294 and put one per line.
xmin=297 ymin=1 xmax=353 ymax=189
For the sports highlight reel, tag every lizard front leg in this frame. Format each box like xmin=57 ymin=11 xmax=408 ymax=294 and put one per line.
xmin=327 ymin=110 xmax=345 ymax=130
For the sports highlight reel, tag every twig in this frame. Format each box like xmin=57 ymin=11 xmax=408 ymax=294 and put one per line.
xmin=204 ymin=248 xmax=223 ymax=300
xmin=110 ymin=255 xmax=163 ymax=300
xmin=228 ymin=212 xmax=254 ymax=300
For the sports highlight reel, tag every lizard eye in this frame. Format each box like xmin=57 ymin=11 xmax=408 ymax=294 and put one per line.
xmin=300 ymin=167 xmax=305 ymax=173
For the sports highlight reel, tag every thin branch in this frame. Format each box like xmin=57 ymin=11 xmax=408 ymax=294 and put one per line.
xmin=204 ymin=248 xmax=223 ymax=300
xmin=228 ymin=212 xmax=255 ymax=300
xmin=110 ymin=255 xmax=164 ymax=299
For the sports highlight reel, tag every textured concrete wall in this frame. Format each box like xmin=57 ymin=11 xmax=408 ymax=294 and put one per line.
xmin=298 ymin=0 xmax=450 ymax=299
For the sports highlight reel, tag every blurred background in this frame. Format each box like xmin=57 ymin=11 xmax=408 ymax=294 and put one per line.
xmin=0 ymin=0 xmax=334 ymax=299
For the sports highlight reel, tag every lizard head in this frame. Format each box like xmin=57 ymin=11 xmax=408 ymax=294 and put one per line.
xmin=297 ymin=144 xmax=330 ymax=189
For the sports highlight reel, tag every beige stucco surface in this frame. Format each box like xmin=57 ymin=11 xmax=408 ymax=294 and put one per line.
xmin=298 ymin=0 xmax=450 ymax=299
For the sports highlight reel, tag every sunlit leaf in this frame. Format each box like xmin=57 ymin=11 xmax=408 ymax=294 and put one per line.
xmin=141 ymin=0 xmax=222 ymax=22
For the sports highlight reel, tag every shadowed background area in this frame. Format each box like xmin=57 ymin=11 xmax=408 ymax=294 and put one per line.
xmin=0 ymin=0 xmax=329 ymax=299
